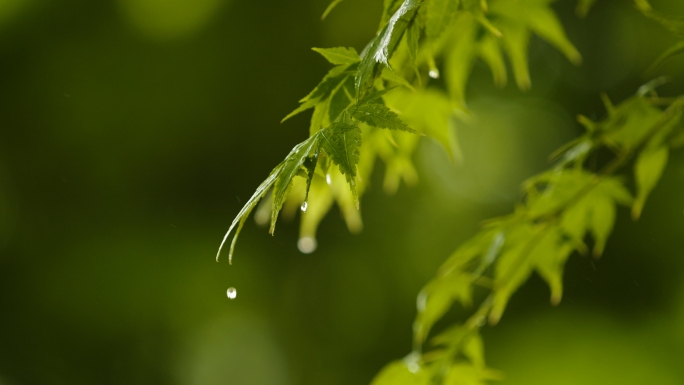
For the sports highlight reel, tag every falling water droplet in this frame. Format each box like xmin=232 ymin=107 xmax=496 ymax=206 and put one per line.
xmin=428 ymin=69 xmax=440 ymax=79
xmin=300 ymin=201 xmax=308 ymax=212
xmin=226 ymin=287 xmax=237 ymax=299
xmin=297 ymin=237 xmax=317 ymax=254
xmin=326 ymin=173 xmax=332 ymax=185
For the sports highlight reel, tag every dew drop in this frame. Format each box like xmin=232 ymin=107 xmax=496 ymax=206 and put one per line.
xmin=428 ymin=69 xmax=440 ymax=79
xmin=297 ymin=237 xmax=317 ymax=254
xmin=226 ymin=287 xmax=237 ymax=299
xmin=300 ymin=201 xmax=308 ymax=212
xmin=326 ymin=173 xmax=332 ymax=185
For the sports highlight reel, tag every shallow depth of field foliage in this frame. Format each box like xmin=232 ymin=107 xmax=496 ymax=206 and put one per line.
xmin=1 ymin=1 xmax=684 ymax=385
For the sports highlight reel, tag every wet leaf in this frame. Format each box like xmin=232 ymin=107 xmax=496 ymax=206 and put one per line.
xmin=356 ymin=0 xmax=420 ymax=98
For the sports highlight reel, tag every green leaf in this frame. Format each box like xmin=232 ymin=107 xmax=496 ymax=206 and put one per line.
xmin=406 ymin=17 xmax=422 ymax=69
xmin=321 ymin=0 xmax=344 ymax=20
xmin=443 ymin=363 xmax=503 ymax=385
xmin=320 ymin=122 xmax=362 ymax=208
xmin=282 ymin=63 xmax=357 ymax=123
xmin=385 ymin=88 xmax=460 ymax=161
xmin=477 ymin=35 xmax=507 ymax=87
xmin=647 ymin=40 xmax=684 ymax=74
xmin=328 ymin=75 xmax=355 ymax=123
xmin=217 ymin=163 xmax=284 ymax=263
xmin=370 ymin=361 xmax=430 ymax=385
xmin=498 ymin=21 xmax=532 ymax=90
xmin=425 ymin=0 xmax=459 ymax=40
xmin=381 ymin=67 xmax=416 ymax=90
xmin=445 ymin=14 xmax=477 ymax=105
xmin=352 ymin=103 xmax=419 ymax=133
xmin=270 ymin=133 xmax=322 ymax=234
xmin=587 ymin=195 xmax=616 ymax=257
xmin=356 ymin=0 xmax=420 ymax=98
xmin=490 ymin=223 xmax=536 ymax=324
xmin=312 ymin=47 xmax=360 ymax=65
xmin=633 ymin=146 xmax=669 ymax=219
xmin=415 ymin=271 xmax=472 ymax=344
xmin=491 ymin=0 xmax=582 ymax=65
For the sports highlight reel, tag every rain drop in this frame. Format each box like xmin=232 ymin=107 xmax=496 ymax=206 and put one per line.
xmin=297 ymin=237 xmax=317 ymax=254
xmin=428 ymin=69 xmax=440 ymax=79
xmin=407 ymin=362 xmax=420 ymax=374
xmin=226 ymin=287 xmax=237 ymax=299
xmin=326 ymin=173 xmax=332 ymax=185
xmin=300 ymin=201 xmax=308 ymax=212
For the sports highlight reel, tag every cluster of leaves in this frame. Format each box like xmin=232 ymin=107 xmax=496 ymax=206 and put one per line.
xmin=217 ymin=0 xmax=684 ymax=383
xmin=377 ymin=85 xmax=684 ymax=384
xmin=217 ymin=0 xmax=586 ymax=262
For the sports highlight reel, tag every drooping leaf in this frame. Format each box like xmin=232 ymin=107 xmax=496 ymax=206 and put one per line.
xmin=217 ymin=163 xmax=284 ymax=263
xmin=270 ymin=133 xmax=322 ymax=234
xmin=414 ymin=271 xmax=472 ymax=344
xmin=356 ymin=0 xmax=420 ymax=98
xmin=491 ymin=0 xmax=582 ymax=65
xmin=321 ymin=0 xmax=344 ymax=20
xmin=352 ymin=103 xmax=419 ymax=133
xmin=633 ymin=145 xmax=669 ymax=219
xmin=312 ymin=46 xmax=360 ymax=65
xmin=477 ymin=35 xmax=507 ymax=87
xmin=320 ymin=122 xmax=363 ymax=207
xmin=490 ymin=223 xmax=536 ymax=324
xmin=647 ymin=40 xmax=684 ymax=74
xmin=444 ymin=13 xmax=477 ymax=105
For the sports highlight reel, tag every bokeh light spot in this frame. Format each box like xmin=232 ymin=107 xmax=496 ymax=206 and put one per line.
xmin=118 ymin=0 xmax=226 ymax=40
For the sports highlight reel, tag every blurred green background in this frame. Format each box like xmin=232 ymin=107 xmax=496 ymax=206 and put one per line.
xmin=1 ymin=0 xmax=684 ymax=384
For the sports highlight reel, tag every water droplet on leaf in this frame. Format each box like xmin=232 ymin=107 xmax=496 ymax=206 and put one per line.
xmin=326 ymin=173 xmax=332 ymax=185
xmin=428 ymin=69 xmax=440 ymax=79
xmin=300 ymin=202 xmax=308 ymax=212
xmin=297 ymin=237 xmax=317 ymax=254
xmin=475 ymin=315 xmax=486 ymax=327
xmin=226 ymin=287 xmax=237 ymax=299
